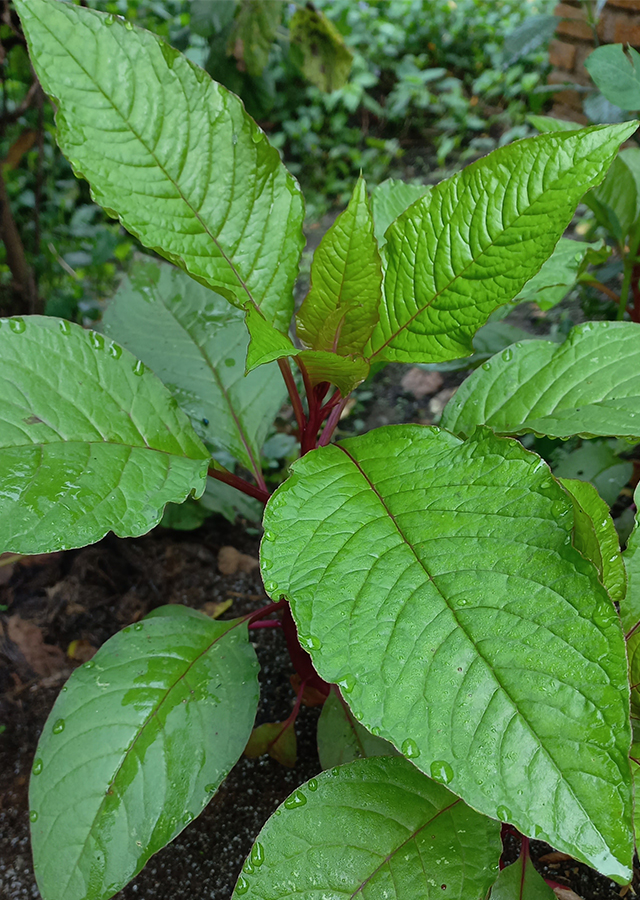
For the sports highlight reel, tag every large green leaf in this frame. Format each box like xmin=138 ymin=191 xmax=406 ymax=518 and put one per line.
xmin=490 ymin=853 xmax=556 ymax=900
xmin=0 ymin=316 xmax=208 ymax=554
xmin=30 ymin=609 xmax=260 ymax=900
xmin=559 ymin=477 xmax=626 ymax=604
xmin=15 ymin=0 xmax=304 ymax=331
xmin=441 ymin=322 xmax=640 ymax=440
xmin=371 ymin=178 xmax=431 ymax=249
xmin=514 ymin=238 xmax=609 ymax=311
xmin=231 ymin=757 xmax=502 ymax=900
xmin=587 ymin=156 xmax=638 ymax=246
xmin=103 ymin=257 xmax=285 ymax=479
xmin=317 ymin=686 xmax=397 ymax=770
xmin=296 ymin=177 xmax=382 ymax=356
xmin=585 ymin=44 xmax=640 ymax=111
xmin=364 ymin=124 xmax=637 ymax=363
xmin=622 ymin=486 xmax=640 ymax=634
xmin=261 ymin=425 xmax=633 ymax=880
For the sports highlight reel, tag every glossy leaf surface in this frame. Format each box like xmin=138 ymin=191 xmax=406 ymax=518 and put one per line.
xmin=585 ymin=44 xmax=640 ymax=110
xmin=103 ymin=257 xmax=285 ymax=479
xmin=441 ymin=322 xmax=640 ymax=440
xmin=365 ymin=124 xmax=637 ymax=363
xmin=232 ymin=756 xmax=502 ymax=900
xmin=0 ymin=316 xmax=208 ymax=555
xmin=261 ymin=425 xmax=633 ymax=880
xmin=30 ymin=610 xmax=260 ymax=900
xmin=317 ymin=687 xmax=397 ymax=770
xmin=559 ymin=478 xmax=626 ymax=604
xmin=587 ymin=156 xmax=638 ymax=246
xmin=16 ymin=0 xmax=304 ymax=330
xmin=490 ymin=853 xmax=556 ymax=900
xmin=371 ymin=178 xmax=431 ymax=248
xmin=296 ymin=177 xmax=382 ymax=356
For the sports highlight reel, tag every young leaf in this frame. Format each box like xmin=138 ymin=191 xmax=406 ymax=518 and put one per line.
xmin=527 ymin=115 xmax=581 ymax=134
xmin=0 ymin=316 xmax=208 ymax=555
xmin=585 ymin=44 xmax=640 ymax=111
xmin=232 ymin=757 xmax=502 ymax=900
xmin=490 ymin=852 xmax=556 ymax=900
xmin=245 ymin=720 xmax=297 ymax=768
xmin=317 ymin=687 xmax=397 ymax=770
xmin=30 ymin=610 xmax=260 ymax=900
xmin=103 ymin=257 xmax=286 ymax=479
xmin=514 ymin=238 xmax=610 ymax=311
xmin=441 ymin=322 xmax=640 ymax=440
xmin=559 ymin=478 xmax=626 ymax=604
xmin=621 ymin=486 xmax=640 ymax=634
xmin=261 ymin=425 xmax=633 ymax=881
xmin=371 ymin=178 xmax=431 ymax=248
xmin=364 ymin=123 xmax=638 ymax=363
xmin=15 ymin=0 xmax=304 ymax=331
xmin=296 ymin=177 xmax=383 ymax=356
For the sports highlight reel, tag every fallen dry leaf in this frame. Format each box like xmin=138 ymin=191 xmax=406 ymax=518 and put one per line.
xmin=538 ymin=852 xmax=573 ymax=865
xmin=400 ymin=367 xmax=444 ymax=399
xmin=553 ymin=887 xmax=584 ymax=900
xmin=6 ymin=615 xmax=67 ymax=677
xmin=201 ymin=599 xmax=233 ymax=619
xmin=429 ymin=387 xmax=457 ymax=418
xmin=218 ymin=546 xmax=259 ymax=576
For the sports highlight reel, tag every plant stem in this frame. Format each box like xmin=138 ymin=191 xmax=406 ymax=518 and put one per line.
xmin=207 ymin=466 xmax=270 ymax=504
xmin=618 ymin=220 xmax=640 ymax=320
xmin=278 ymin=358 xmax=306 ymax=435
xmin=248 ymin=619 xmax=282 ymax=630
xmin=245 ymin=599 xmax=287 ymax=625
xmin=585 ymin=279 xmax=620 ymax=304
xmin=318 ymin=396 xmax=349 ymax=447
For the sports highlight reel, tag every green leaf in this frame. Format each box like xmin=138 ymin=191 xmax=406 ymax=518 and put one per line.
xmin=490 ymin=853 xmax=556 ymax=900
xmin=226 ymin=1 xmax=282 ymax=78
xmin=245 ymin=720 xmax=297 ymax=768
xmin=244 ymin=308 xmax=369 ymax=395
xmin=232 ymin=757 xmax=502 ymax=900
xmin=504 ymin=14 xmax=558 ymax=66
xmin=199 ymin=474 xmax=263 ymax=524
xmin=0 ymin=316 xmax=208 ymax=555
xmin=364 ymin=124 xmax=638 ymax=364
xmin=621 ymin=486 xmax=640 ymax=633
xmin=527 ymin=115 xmax=581 ymax=133
xmin=371 ymin=178 xmax=431 ymax=248
xmin=317 ymin=687 xmax=397 ymax=770
xmin=585 ymin=44 xmax=640 ymax=111
xmin=553 ymin=440 xmax=633 ymax=507
xmin=631 ymin=743 xmax=640 ymax=847
xmin=418 ymin=323 xmax=535 ymax=374
xmin=289 ymin=6 xmax=353 ymax=93
xmin=261 ymin=425 xmax=633 ymax=880
xmin=296 ymin=177 xmax=383 ymax=356
xmin=103 ymin=257 xmax=286 ymax=479
xmin=515 ymin=238 xmax=609 ymax=311
xmin=559 ymin=477 xmax=626 ymax=604
xmin=587 ymin=156 xmax=638 ymax=246
xmin=30 ymin=611 xmax=260 ymax=900
xmin=441 ymin=322 xmax=640 ymax=440
xmin=16 ymin=0 xmax=304 ymax=331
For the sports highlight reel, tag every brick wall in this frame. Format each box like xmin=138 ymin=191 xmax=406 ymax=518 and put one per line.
xmin=549 ymin=0 xmax=640 ymax=121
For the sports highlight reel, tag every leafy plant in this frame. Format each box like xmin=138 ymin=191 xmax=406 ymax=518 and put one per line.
xmin=5 ymin=1 xmax=640 ymax=898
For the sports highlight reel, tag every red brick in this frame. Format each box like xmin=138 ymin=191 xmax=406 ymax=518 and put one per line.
xmin=555 ymin=2 xmax=596 ymax=40
xmin=549 ymin=39 xmax=577 ymax=70
xmin=614 ymin=16 xmax=640 ymax=44
xmin=605 ymin=0 xmax=640 ymax=11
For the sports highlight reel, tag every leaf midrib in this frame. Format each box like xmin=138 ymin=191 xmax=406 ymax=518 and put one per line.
xmin=33 ymin=7 xmax=259 ymax=313
xmin=335 ymin=443 xmax=612 ymax=852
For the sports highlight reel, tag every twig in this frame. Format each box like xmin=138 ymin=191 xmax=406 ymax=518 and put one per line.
xmin=208 ymin=466 xmax=270 ymax=504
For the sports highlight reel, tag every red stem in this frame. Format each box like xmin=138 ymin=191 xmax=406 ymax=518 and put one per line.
xmin=318 ymin=396 xmax=349 ymax=447
xmin=208 ymin=466 xmax=270 ymax=504
xmin=278 ymin=358 xmax=306 ymax=436
xmin=244 ymin=599 xmax=287 ymax=625
xmin=248 ymin=619 xmax=282 ymax=630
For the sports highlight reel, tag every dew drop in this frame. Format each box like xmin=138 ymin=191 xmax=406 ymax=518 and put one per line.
xmin=274 ymin=808 xmax=281 ymax=816
xmin=337 ymin=674 xmax=355 ymax=694
xmin=243 ymin=859 xmax=254 ymax=875
xmin=232 ymin=133 xmax=238 ymax=146
xmin=455 ymin=597 xmax=469 ymax=607
xmin=124 ymin=19 xmax=134 ymax=29
xmin=496 ymin=805 xmax=511 ymax=822
xmin=250 ymin=842 xmax=265 ymax=867
xmin=108 ymin=342 xmax=122 ymax=359
xmin=370 ymin=726 xmax=381 ymax=737
xmin=263 ymin=530 xmax=275 ymax=542
xmin=134 ymin=623 xmax=144 ymax=631
xmin=89 ymin=331 xmax=104 ymax=351
xmin=551 ymin=500 xmax=567 ymax=518
xmin=299 ymin=634 xmax=321 ymax=651
xmin=235 ymin=875 xmax=250 ymax=895
xmin=261 ymin=558 xmax=273 ymax=572
xmin=401 ymin=738 xmax=421 ymax=759
xmin=182 ymin=811 xmax=193 ymax=825
xmin=105 ymin=13 xmax=115 ymax=24
xmin=263 ymin=581 xmax=277 ymax=594
xmin=284 ymin=789 xmax=307 ymax=809
xmin=83 ymin=660 xmax=95 ymax=669
xmin=10 ymin=317 xmax=26 ymax=334
xmin=29 ymin=810 xmax=38 ymax=823
xmin=32 ymin=758 xmax=43 ymax=776
xmin=224 ymin=358 xmax=236 ymax=368
xmin=331 ymin=767 xmax=340 ymax=776
xmin=205 ymin=783 xmax=216 ymax=793
xmin=133 ymin=359 xmax=145 ymax=376
xmin=52 ymin=718 xmax=65 ymax=735
xmin=59 ymin=319 xmax=71 ymax=335
xmin=482 ymin=362 xmax=491 ymax=371
xmin=430 ymin=759 xmax=454 ymax=784
xmin=307 ymin=778 xmax=318 ymax=792
xmin=501 ymin=348 xmax=513 ymax=362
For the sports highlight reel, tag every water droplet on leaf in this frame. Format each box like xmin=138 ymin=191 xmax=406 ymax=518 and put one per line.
xmin=133 ymin=360 xmax=145 ymax=376
xmin=501 ymin=348 xmax=512 ymax=362
xmin=299 ymin=634 xmax=321 ymax=651
xmin=29 ymin=810 xmax=38 ymax=823
xmin=89 ymin=331 xmax=104 ymax=350
xmin=134 ymin=623 xmax=143 ymax=631
xmin=482 ymin=362 xmax=491 ymax=371
xmin=59 ymin=320 xmax=71 ymax=335
xmin=430 ymin=759 xmax=454 ymax=784
xmin=496 ymin=805 xmax=511 ymax=822
xmin=52 ymin=718 xmax=65 ymax=734
xmin=83 ymin=660 xmax=95 ymax=669
xmin=182 ymin=811 xmax=193 ymax=824
xmin=108 ymin=342 xmax=122 ymax=359
xmin=284 ymin=789 xmax=307 ymax=809
xmin=307 ymin=778 xmax=318 ymax=792
xmin=251 ymin=842 xmax=265 ymax=866
xmin=401 ymin=739 xmax=421 ymax=759
xmin=105 ymin=13 xmax=115 ymax=24
xmin=124 ymin=19 xmax=134 ymax=29
xmin=32 ymin=759 xmax=43 ymax=776
xmin=205 ymin=783 xmax=216 ymax=793
xmin=10 ymin=317 xmax=25 ymax=334
xmin=337 ymin=674 xmax=355 ymax=694
xmin=235 ymin=876 xmax=249 ymax=895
